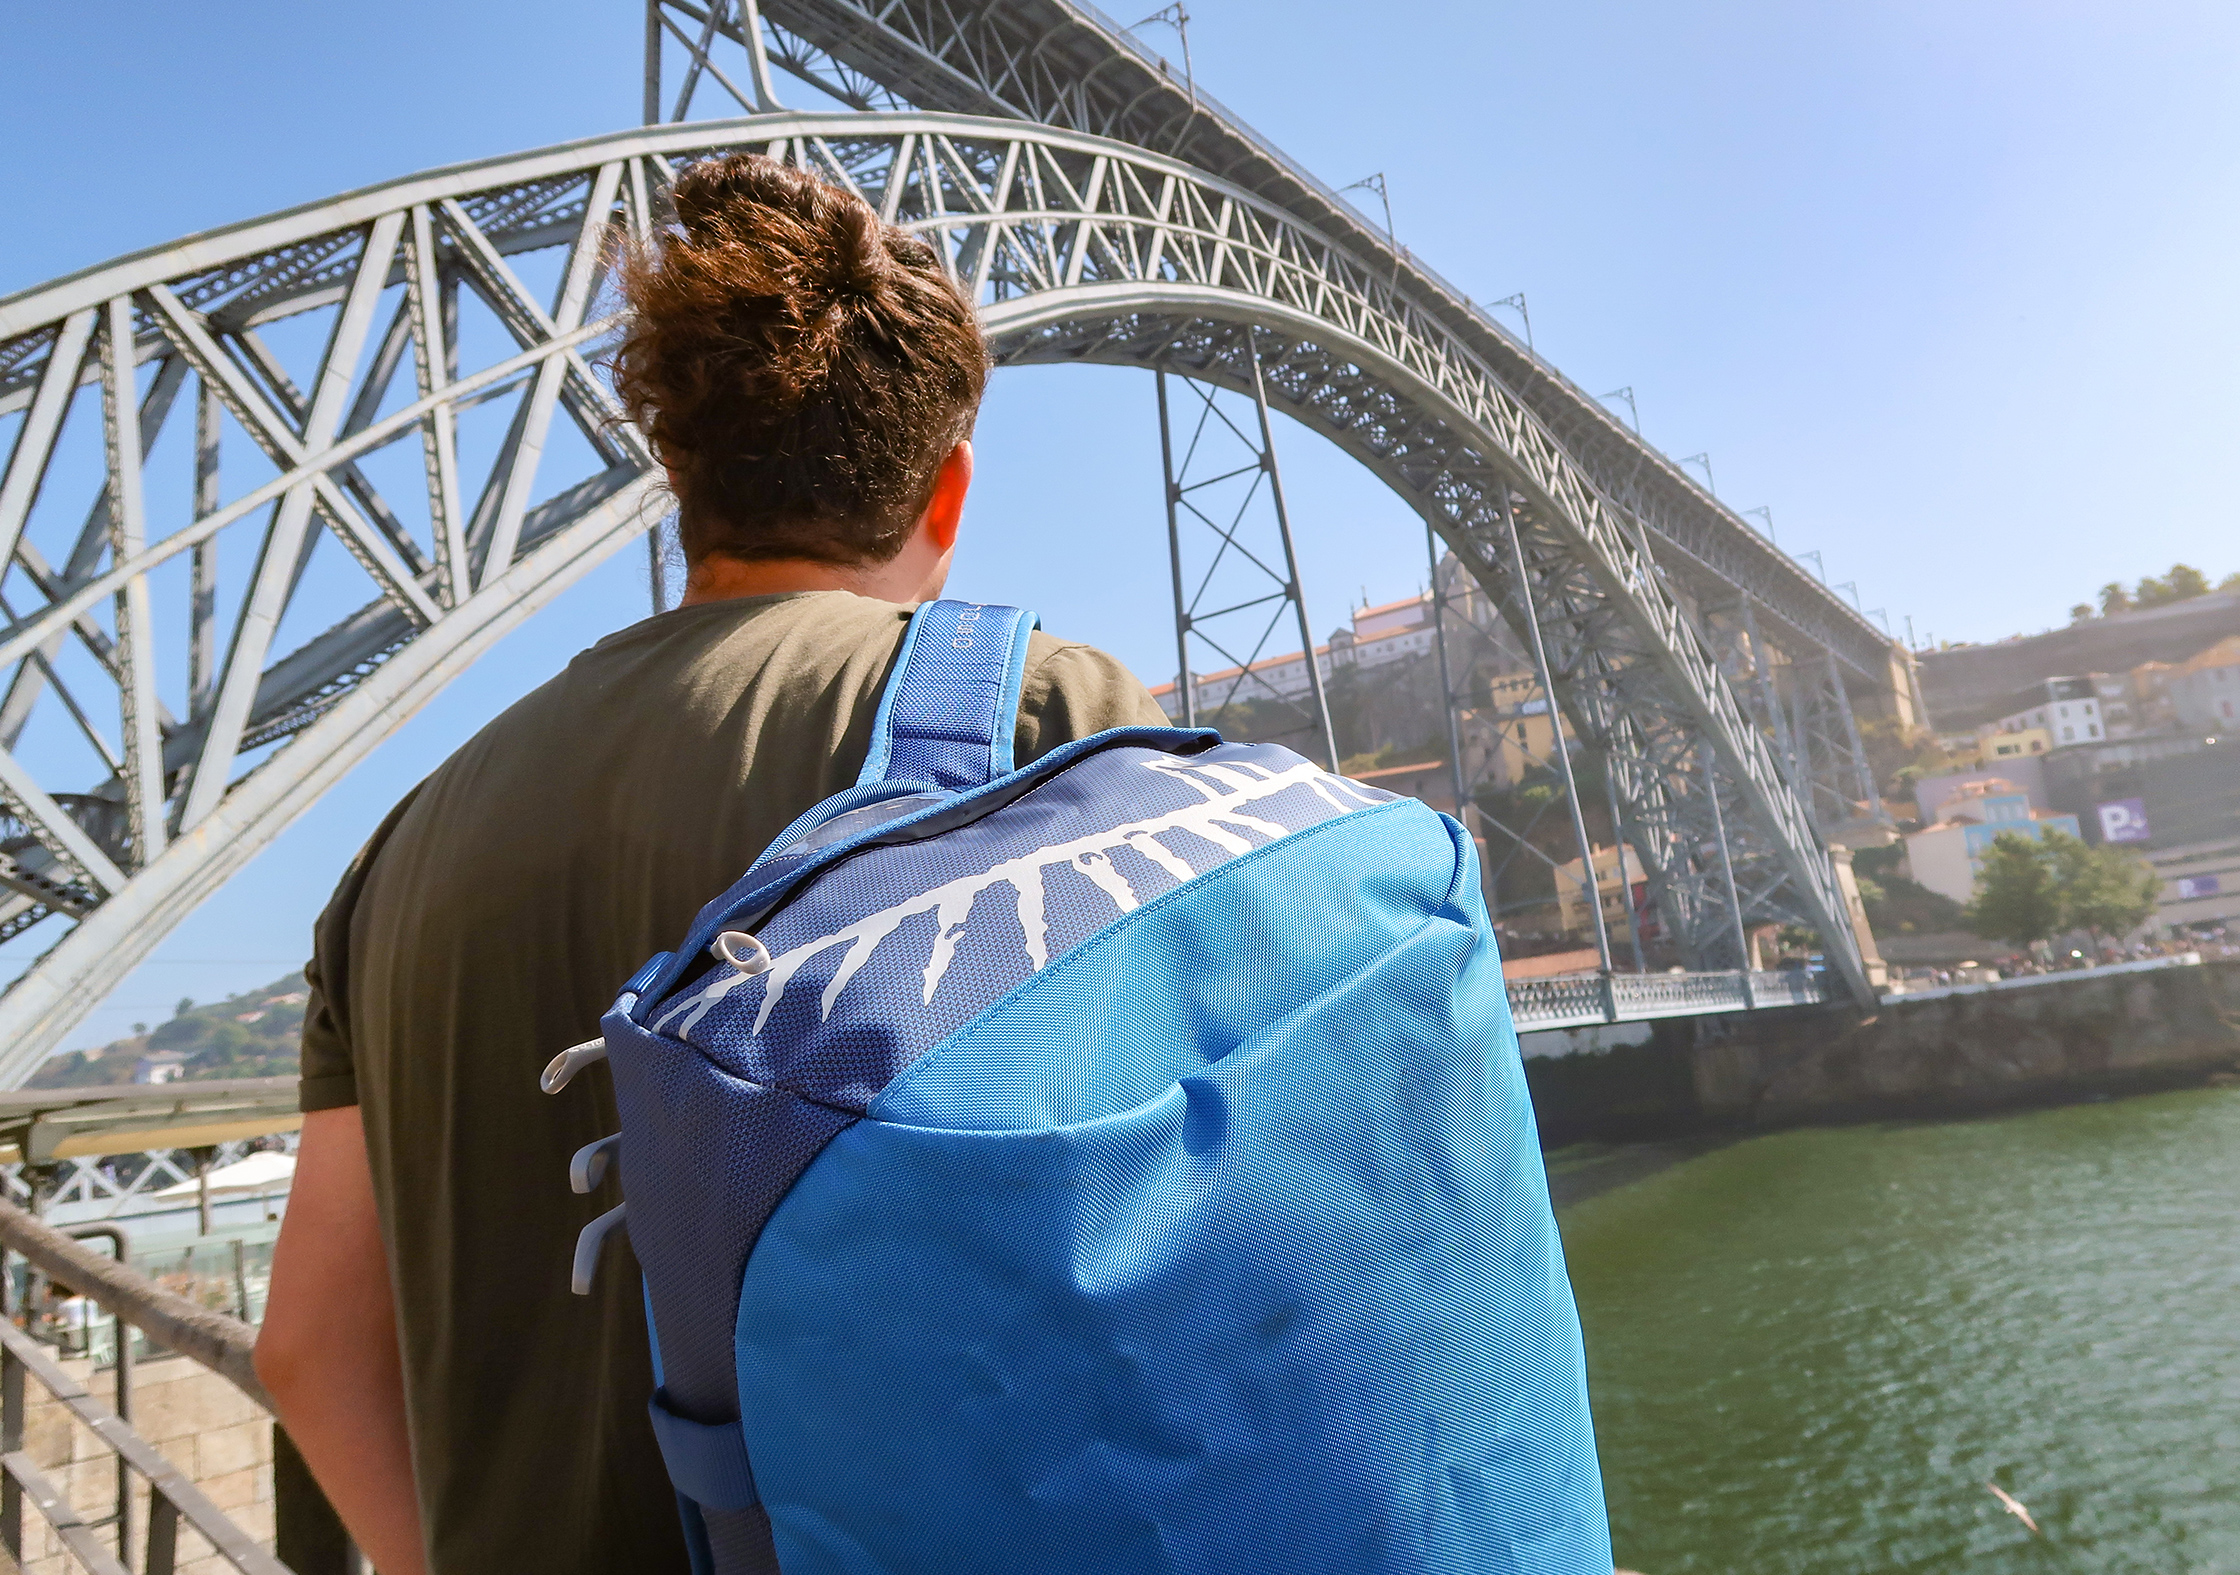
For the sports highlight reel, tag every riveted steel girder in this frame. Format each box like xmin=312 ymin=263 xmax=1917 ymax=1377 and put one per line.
xmin=0 ymin=114 xmax=1873 ymax=1081
xmin=695 ymin=0 xmax=1894 ymax=680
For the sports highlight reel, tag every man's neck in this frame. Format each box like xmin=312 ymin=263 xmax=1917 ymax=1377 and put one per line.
xmin=678 ymin=556 xmax=870 ymax=605
xmin=678 ymin=546 xmax=947 ymax=609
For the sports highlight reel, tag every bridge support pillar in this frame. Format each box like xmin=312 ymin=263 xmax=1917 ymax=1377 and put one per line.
xmin=1152 ymin=347 xmax=1339 ymax=771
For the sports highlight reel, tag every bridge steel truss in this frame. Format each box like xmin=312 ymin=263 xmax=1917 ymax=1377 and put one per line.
xmin=0 ymin=105 xmax=1879 ymax=1079
xmin=666 ymin=3 xmax=1900 ymax=939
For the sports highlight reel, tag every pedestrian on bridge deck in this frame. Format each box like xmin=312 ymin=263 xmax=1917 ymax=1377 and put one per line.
xmin=253 ymin=152 xmax=1167 ymax=1575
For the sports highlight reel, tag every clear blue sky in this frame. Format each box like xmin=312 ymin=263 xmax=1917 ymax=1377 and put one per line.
xmin=4 ymin=0 xmax=2237 ymax=1050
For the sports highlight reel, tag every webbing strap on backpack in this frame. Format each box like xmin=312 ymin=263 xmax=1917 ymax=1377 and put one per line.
xmin=856 ymin=600 xmax=1039 ymax=792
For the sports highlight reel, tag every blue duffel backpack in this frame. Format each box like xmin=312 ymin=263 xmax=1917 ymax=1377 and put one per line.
xmin=544 ymin=599 xmax=1610 ymax=1574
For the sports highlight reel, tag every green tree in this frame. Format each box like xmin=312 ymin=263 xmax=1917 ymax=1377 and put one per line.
xmin=2135 ymin=574 xmax=2174 ymax=608
xmin=2165 ymin=563 xmax=2211 ymax=601
xmin=2220 ymin=572 xmax=2240 ymax=594
xmin=2047 ymin=831 xmax=2161 ymax=946
xmin=2069 ymin=603 xmax=2096 ymax=624
xmin=1965 ymin=832 xmax=2064 ymax=946
xmin=1855 ymin=869 xmax=1967 ymax=935
xmin=2099 ymin=581 xmax=2133 ymax=616
xmin=148 ymin=1014 xmax=209 ymax=1050
xmin=1858 ymin=715 xmax=1971 ymax=802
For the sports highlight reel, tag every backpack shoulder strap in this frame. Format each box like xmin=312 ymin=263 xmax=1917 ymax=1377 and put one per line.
xmin=856 ymin=600 xmax=1040 ymax=792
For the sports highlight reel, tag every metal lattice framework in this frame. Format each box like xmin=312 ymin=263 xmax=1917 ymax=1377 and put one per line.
xmin=703 ymin=2 xmax=1895 ymax=663
xmin=665 ymin=0 xmax=1901 ymax=962
xmin=1154 ymin=362 xmax=1338 ymax=768
xmin=0 ymin=110 xmax=1877 ymax=1079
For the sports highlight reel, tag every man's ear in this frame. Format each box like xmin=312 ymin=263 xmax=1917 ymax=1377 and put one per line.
xmin=921 ymin=441 xmax=973 ymax=553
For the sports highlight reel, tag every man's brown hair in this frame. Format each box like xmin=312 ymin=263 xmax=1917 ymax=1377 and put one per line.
xmin=611 ymin=154 xmax=989 ymax=566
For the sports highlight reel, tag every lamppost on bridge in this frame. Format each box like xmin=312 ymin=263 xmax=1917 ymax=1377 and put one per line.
xmin=1679 ymin=452 xmax=1716 ymax=497
xmin=1797 ymin=549 xmax=1825 ymax=580
xmin=1599 ymin=386 xmax=1638 ymax=433
xmin=1339 ymin=172 xmax=1401 ymax=285
xmin=1490 ymin=293 xmax=1535 ymax=354
xmin=1128 ymin=4 xmax=1197 ymax=115
xmin=1744 ymin=505 xmax=1776 ymax=544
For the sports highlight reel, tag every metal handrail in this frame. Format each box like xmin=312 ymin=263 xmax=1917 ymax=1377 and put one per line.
xmin=0 ymin=1193 xmax=291 ymax=1574
xmin=0 ymin=1197 xmax=266 ymax=1407
xmin=52 ymin=1226 xmax=134 ymax=1567
xmin=1506 ymin=967 xmax=1831 ymax=1031
xmin=0 ymin=1320 xmax=286 ymax=1575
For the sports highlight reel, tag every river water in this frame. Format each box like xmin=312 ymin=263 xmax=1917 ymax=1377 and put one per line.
xmin=1555 ymin=1085 xmax=2240 ymax=1573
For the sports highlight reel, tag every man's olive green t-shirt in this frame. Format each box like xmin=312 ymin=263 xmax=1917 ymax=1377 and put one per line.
xmin=298 ymin=591 xmax=1169 ymax=1573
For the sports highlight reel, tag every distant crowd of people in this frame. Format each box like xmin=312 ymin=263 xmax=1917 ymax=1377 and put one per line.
xmin=1892 ymin=926 xmax=2232 ymax=989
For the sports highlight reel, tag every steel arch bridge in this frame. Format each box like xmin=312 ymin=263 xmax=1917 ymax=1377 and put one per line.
xmin=0 ymin=3 xmax=1900 ymax=1080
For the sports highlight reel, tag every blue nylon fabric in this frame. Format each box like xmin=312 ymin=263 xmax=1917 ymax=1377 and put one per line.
xmin=606 ymin=1006 xmax=824 ymax=1573
xmin=735 ymin=808 xmax=1611 ymax=1574
xmin=649 ymin=1391 xmax=762 ymax=1511
xmin=620 ymin=741 xmax=1388 ymax=1421
xmin=645 ymin=744 xmax=1392 ymax=1113
xmin=613 ymin=737 xmax=1391 ymax=1575
xmin=855 ymin=601 xmax=1037 ymax=791
xmin=633 ymin=725 xmax=1216 ymax=1010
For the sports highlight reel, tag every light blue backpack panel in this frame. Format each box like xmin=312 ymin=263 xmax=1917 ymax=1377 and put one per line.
xmin=572 ymin=600 xmax=1610 ymax=1575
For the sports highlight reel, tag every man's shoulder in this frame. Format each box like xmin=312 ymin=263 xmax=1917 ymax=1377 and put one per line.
xmin=486 ymin=591 xmax=907 ymax=729
xmin=573 ymin=591 xmax=909 ymax=683
xmin=1014 ymin=629 xmax=1171 ymax=758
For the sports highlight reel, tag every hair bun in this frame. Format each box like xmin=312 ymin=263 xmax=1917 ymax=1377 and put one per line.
xmin=831 ymin=204 xmax=891 ymax=299
xmin=610 ymin=153 xmax=989 ymax=569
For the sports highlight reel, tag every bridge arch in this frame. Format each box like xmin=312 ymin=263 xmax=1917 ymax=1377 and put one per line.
xmin=0 ymin=111 xmax=1871 ymax=1076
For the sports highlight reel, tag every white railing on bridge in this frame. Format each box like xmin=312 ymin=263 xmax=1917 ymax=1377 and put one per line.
xmin=1507 ymin=969 xmax=1827 ymax=1033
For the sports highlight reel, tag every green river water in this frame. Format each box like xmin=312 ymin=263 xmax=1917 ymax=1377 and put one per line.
xmin=1556 ymin=1085 xmax=2240 ymax=1574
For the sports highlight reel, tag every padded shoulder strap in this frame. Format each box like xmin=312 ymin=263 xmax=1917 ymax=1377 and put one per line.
xmin=857 ymin=600 xmax=1040 ymax=791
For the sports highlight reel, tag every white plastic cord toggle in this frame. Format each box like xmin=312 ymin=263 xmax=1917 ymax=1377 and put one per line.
xmin=541 ymin=1038 xmax=607 ymax=1095
xmin=711 ymin=930 xmax=772 ymax=975
xmin=571 ymin=1201 xmax=628 ymax=1295
xmin=570 ymin=1132 xmax=622 ymax=1195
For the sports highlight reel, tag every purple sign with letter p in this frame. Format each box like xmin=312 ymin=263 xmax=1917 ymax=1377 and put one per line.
xmin=2097 ymin=798 xmax=2151 ymax=844
xmin=2176 ymin=875 xmax=2221 ymax=901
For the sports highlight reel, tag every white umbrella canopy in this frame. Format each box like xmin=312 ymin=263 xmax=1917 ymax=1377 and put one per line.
xmin=152 ymin=1150 xmax=296 ymax=1198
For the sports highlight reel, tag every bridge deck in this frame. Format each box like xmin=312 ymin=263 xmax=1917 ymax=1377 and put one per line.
xmin=1507 ymin=969 xmax=1829 ymax=1033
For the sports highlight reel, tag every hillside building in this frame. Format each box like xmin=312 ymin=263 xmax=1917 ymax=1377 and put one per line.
xmin=1904 ymin=778 xmax=2082 ymax=905
xmin=2164 ymin=635 xmax=2240 ymax=731
xmin=1151 ymin=589 xmax=1446 ymax=719
xmin=1979 ymin=676 xmax=2105 ymax=751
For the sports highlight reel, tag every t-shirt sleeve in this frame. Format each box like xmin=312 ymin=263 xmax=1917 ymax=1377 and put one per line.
xmin=298 ymin=784 xmax=425 ymax=1113
xmin=1013 ymin=636 xmax=1172 ymax=765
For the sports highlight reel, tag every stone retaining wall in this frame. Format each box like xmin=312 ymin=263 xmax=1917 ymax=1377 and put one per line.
xmin=4 ymin=1349 xmax=271 ymax=1575
xmin=1527 ymin=958 xmax=2240 ymax=1142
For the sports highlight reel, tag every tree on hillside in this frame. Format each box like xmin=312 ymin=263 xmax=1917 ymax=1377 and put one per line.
xmin=1858 ymin=715 xmax=1976 ymax=805
xmin=26 ymin=975 xmax=310 ymax=1090
xmin=1854 ymin=870 xmax=1967 ymax=936
xmin=2047 ymin=831 xmax=2161 ymax=947
xmin=1965 ymin=832 xmax=2065 ymax=947
xmin=2082 ymin=566 xmax=2229 ymax=621
xmin=2158 ymin=564 xmax=2210 ymax=604
xmin=1967 ymin=830 xmax=2163 ymax=951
